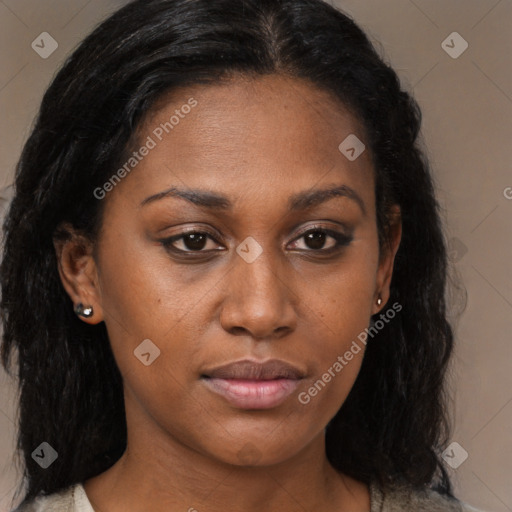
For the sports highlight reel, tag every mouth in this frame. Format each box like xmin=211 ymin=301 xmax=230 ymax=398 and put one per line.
xmin=200 ymin=359 xmax=305 ymax=410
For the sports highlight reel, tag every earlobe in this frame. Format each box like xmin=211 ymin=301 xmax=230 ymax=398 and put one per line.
xmin=373 ymin=205 xmax=402 ymax=314
xmin=53 ymin=223 xmax=104 ymax=324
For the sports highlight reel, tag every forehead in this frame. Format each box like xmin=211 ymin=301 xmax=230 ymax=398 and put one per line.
xmin=106 ymin=74 xmax=374 ymax=213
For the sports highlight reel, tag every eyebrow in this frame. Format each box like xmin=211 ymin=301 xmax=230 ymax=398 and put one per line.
xmin=140 ymin=184 xmax=366 ymax=215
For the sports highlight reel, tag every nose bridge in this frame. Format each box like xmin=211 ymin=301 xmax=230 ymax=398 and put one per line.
xmin=235 ymin=243 xmax=280 ymax=298
xmin=219 ymin=238 xmax=297 ymax=338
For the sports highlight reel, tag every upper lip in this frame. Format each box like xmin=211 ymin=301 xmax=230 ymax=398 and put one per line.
xmin=201 ymin=359 xmax=305 ymax=380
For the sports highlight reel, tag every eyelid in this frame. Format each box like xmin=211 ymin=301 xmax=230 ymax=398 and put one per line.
xmin=287 ymin=224 xmax=353 ymax=250
xmin=291 ymin=223 xmax=350 ymax=239
xmin=161 ymin=226 xmax=224 ymax=252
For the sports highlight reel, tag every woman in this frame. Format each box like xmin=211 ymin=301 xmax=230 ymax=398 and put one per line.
xmin=1 ymin=0 xmax=485 ymax=510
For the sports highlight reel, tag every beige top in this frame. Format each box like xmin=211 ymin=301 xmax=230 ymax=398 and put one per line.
xmin=13 ymin=480 xmax=488 ymax=511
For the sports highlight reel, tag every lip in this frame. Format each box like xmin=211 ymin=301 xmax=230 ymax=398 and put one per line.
xmin=201 ymin=359 xmax=305 ymax=410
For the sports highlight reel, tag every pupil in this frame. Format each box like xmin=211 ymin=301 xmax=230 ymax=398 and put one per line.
xmin=184 ymin=233 xmax=207 ymax=251
xmin=305 ymin=231 xmax=325 ymax=250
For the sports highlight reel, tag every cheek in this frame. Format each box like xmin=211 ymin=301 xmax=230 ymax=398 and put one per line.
xmin=95 ymin=230 xmax=221 ymax=406
xmin=94 ymin=231 xmax=184 ymax=381
xmin=96 ymin=225 xmax=188 ymax=333
xmin=295 ymin=299 xmax=369 ymax=425
xmin=301 ymin=239 xmax=378 ymax=328
xmin=294 ymin=242 xmax=378 ymax=409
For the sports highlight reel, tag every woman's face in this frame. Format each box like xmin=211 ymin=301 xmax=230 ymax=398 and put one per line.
xmin=59 ymin=74 xmax=400 ymax=467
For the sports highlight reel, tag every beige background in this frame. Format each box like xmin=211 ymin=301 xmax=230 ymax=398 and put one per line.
xmin=0 ymin=0 xmax=510 ymax=511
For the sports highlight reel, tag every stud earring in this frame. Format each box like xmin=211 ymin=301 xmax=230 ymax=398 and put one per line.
xmin=74 ymin=303 xmax=94 ymax=318
xmin=376 ymin=296 xmax=382 ymax=306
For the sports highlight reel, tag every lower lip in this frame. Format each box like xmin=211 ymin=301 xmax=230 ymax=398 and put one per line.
xmin=201 ymin=377 xmax=300 ymax=409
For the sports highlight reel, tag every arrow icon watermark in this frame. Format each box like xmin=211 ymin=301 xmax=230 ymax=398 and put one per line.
xmin=134 ymin=339 xmax=161 ymax=366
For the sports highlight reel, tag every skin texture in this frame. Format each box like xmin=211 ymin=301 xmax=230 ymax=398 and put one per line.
xmin=54 ymin=74 xmax=402 ymax=512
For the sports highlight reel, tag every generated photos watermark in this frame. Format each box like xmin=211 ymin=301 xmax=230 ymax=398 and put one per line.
xmin=94 ymin=97 xmax=198 ymax=200
xmin=298 ymin=301 xmax=402 ymax=405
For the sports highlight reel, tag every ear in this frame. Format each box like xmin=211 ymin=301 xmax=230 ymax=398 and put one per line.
xmin=372 ymin=204 xmax=402 ymax=315
xmin=53 ymin=222 xmax=104 ymax=324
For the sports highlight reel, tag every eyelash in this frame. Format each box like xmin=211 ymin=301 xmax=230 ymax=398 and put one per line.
xmin=160 ymin=225 xmax=353 ymax=257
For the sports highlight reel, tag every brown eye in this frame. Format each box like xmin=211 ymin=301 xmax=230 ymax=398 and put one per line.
xmin=161 ymin=231 xmax=222 ymax=253
xmin=304 ymin=231 xmax=330 ymax=250
xmin=289 ymin=228 xmax=352 ymax=252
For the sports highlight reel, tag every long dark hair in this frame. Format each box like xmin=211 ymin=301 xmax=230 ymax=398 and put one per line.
xmin=1 ymin=0 xmax=455 ymax=507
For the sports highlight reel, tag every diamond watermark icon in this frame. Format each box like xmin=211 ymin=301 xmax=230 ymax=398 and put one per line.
xmin=338 ymin=134 xmax=365 ymax=161
xmin=134 ymin=338 xmax=161 ymax=366
xmin=31 ymin=32 xmax=59 ymax=59
xmin=236 ymin=236 xmax=263 ymax=263
xmin=31 ymin=442 xmax=58 ymax=469
xmin=447 ymin=237 xmax=468 ymax=263
xmin=442 ymin=32 xmax=468 ymax=59
xmin=442 ymin=441 xmax=468 ymax=469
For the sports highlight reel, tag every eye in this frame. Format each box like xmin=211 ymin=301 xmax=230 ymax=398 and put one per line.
xmin=288 ymin=227 xmax=352 ymax=252
xmin=161 ymin=231 xmax=223 ymax=253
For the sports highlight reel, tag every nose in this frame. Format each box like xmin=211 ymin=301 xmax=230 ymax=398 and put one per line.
xmin=219 ymin=247 xmax=298 ymax=340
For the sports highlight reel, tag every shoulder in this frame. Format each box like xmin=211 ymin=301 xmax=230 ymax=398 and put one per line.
xmin=11 ymin=483 xmax=85 ymax=512
xmin=370 ymin=479 xmax=488 ymax=512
